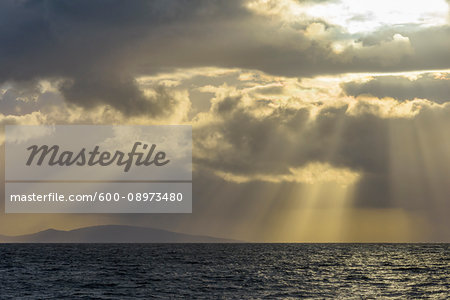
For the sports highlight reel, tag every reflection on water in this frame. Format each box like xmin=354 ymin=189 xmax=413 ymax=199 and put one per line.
xmin=0 ymin=243 xmax=448 ymax=299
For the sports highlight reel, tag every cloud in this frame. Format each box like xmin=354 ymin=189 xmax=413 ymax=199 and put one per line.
xmin=215 ymin=162 xmax=361 ymax=185
xmin=0 ymin=80 xmax=64 ymax=115
xmin=342 ymin=73 xmax=450 ymax=103
xmin=1 ymin=0 xmax=450 ymax=116
xmin=1 ymin=0 xmax=450 ymax=241
xmin=195 ymin=95 xmax=390 ymax=179
xmin=60 ymin=78 xmax=188 ymax=117
xmin=0 ymin=0 xmax=245 ymax=116
xmin=191 ymin=82 xmax=450 ymax=223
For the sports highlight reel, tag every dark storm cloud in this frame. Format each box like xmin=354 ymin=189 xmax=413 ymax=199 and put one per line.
xmin=0 ymin=0 xmax=247 ymax=116
xmin=196 ymin=99 xmax=389 ymax=178
xmin=60 ymin=78 xmax=181 ymax=116
xmin=195 ymin=96 xmax=391 ymax=209
xmin=194 ymin=91 xmax=450 ymax=214
xmin=1 ymin=0 xmax=450 ymax=115
xmin=342 ymin=74 xmax=450 ymax=103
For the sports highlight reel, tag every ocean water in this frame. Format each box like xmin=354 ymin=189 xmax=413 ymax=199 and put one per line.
xmin=0 ymin=244 xmax=448 ymax=299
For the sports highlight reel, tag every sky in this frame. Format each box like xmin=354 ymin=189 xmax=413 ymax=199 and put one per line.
xmin=1 ymin=0 xmax=450 ymax=242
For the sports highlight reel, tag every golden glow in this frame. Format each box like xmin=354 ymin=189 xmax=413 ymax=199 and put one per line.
xmin=247 ymin=0 xmax=449 ymax=33
xmin=276 ymin=182 xmax=356 ymax=242
xmin=307 ymin=0 xmax=448 ymax=33
xmin=215 ymin=162 xmax=360 ymax=186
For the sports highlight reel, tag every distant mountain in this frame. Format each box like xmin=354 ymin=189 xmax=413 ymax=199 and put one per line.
xmin=0 ymin=225 xmax=238 ymax=243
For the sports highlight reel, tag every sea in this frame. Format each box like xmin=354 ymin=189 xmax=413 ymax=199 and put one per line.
xmin=0 ymin=243 xmax=448 ymax=299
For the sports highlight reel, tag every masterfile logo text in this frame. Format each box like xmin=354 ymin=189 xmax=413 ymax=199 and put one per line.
xmin=25 ymin=141 xmax=170 ymax=172
xmin=4 ymin=125 xmax=192 ymax=213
